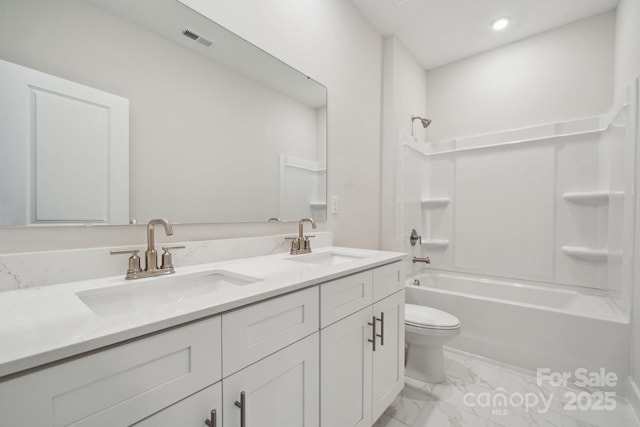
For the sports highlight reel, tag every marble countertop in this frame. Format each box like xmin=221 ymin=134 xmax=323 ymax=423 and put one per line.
xmin=0 ymin=246 xmax=405 ymax=378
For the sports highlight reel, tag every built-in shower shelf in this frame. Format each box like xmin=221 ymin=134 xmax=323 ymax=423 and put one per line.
xmin=421 ymin=239 xmax=450 ymax=249
xmin=421 ymin=198 xmax=450 ymax=208
xmin=561 ymin=246 xmax=608 ymax=262
xmin=562 ymin=191 xmax=615 ymax=205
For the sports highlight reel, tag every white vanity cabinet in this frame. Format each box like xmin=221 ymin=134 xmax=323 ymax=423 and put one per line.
xmin=320 ymin=262 xmax=405 ymax=427
xmin=0 ymin=254 xmax=405 ymax=427
xmin=0 ymin=316 xmax=222 ymax=426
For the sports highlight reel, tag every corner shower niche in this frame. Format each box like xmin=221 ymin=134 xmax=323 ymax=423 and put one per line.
xmin=397 ymin=81 xmax=638 ymax=314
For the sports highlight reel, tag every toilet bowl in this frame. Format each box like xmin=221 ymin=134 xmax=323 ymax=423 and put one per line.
xmin=405 ymin=303 xmax=461 ymax=383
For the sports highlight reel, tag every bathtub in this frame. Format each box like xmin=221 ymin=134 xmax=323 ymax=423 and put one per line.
xmin=406 ymin=271 xmax=631 ymax=390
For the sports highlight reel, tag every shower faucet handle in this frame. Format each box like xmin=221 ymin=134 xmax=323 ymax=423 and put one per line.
xmin=410 ymin=229 xmax=422 ymax=246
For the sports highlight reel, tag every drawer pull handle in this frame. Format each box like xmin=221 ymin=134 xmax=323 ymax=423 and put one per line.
xmin=368 ymin=315 xmax=377 ymax=351
xmin=235 ymin=391 xmax=246 ymax=427
xmin=376 ymin=312 xmax=385 ymax=346
xmin=205 ymin=409 xmax=217 ymax=427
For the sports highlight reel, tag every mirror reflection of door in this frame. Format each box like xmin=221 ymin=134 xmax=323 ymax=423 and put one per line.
xmin=0 ymin=59 xmax=129 ymax=226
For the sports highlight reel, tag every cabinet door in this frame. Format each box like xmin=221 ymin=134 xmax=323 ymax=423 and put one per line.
xmin=133 ymin=382 xmax=221 ymax=427
xmin=223 ymin=333 xmax=319 ymax=427
xmin=371 ymin=290 xmax=405 ymax=421
xmin=320 ymin=306 xmax=373 ymax=427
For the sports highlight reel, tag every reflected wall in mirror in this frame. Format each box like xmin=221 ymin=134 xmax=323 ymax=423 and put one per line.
xmin=0 ymin=0 xmax=327 ymax=226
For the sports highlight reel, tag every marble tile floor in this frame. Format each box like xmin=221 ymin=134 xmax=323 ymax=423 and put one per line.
xmin=375 ymin=348 xmax=640 ymax=427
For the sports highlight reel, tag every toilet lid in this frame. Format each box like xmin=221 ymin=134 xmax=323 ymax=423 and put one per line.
xmin=405 ymin=304 xmax=460 ymax=329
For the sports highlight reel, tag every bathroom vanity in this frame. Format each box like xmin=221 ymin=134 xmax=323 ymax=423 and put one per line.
xmin=0 ymin=246 xmax=405 ymax=426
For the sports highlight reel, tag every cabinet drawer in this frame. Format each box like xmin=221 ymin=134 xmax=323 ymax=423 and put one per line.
xmin=222 ymin=286 xmax=319 ymax=377
xmin=320 ymin=270 xmax=372 ymax=328
xmin=0 ymin=316 xmax=221 ymax=427
xmin=372 ymin=262 xmax=405 ymax=302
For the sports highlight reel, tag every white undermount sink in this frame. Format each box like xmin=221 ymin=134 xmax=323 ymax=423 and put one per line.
xmin=76 ymin=270 xmax=261 ymax=317
xmin=286 ymin=251 xmax=365 ymax=266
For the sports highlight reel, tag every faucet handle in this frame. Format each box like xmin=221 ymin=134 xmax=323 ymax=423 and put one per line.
xmin=285 ymin=236 xmax=301 ymax=254
xmin=110 ymin=249 xmax=142 ymax=278
xmin=160 ymin=246 xmax=185 ymax=271
xmin=409 ymin=229 xmax=422 ymax=247
xmin=302 ymin=236 xmax=315 ymax=251
xmin=162 ymin=245 xmax=186 ymax=251
xmin=110 ymin=249 xmax=140 ymax=255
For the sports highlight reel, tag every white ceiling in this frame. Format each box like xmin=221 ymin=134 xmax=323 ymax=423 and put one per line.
xmin=350 ymin=0 xmax=619 ymax=70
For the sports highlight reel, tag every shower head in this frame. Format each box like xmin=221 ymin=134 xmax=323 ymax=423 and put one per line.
xmin=411 ymin=116 xmax=432 ymax=137
xmin=412 ymin=116 xmax=432 ymax=128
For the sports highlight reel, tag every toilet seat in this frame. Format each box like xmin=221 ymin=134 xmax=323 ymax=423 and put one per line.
xmin=405 ymin=303 xmax=460 ymax=330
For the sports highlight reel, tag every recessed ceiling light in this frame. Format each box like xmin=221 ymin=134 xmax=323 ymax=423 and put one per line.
xmin=491 ymin=17 xmax=510 ymax=31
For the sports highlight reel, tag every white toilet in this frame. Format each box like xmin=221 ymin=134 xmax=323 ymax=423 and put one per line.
xmin=405 ymin=303 xmax=461 ymax=383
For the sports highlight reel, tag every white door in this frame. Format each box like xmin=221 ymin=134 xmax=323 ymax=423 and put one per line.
xmin=372 ymin=290 xmax=405 ymax=421
xmin=321 ymin=306 xmax=373 ymax=427
xmin=0 ymin=59 xmax=129 ymax=225
xmin=133 ymin=382 xmax=222 ymax=427
xmin=223 ymin=333 xmax=319 ymax=427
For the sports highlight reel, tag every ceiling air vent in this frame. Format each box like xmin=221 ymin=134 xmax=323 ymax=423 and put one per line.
xmin=182 ymin=28 xmax=214 ymax=47
xmin=182 ymin=28 xmax=199 ymax=40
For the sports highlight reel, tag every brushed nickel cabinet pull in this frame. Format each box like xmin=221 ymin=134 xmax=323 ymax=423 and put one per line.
xmin=368 ymin=315 xmax=377 ymax=351
xmin=376 ymin=312 xmax=385 ymax=346
xmin=205 ymin=409 xmax=217 ymax=427
xmin=235 ymin=391 xmax=246 ymax=427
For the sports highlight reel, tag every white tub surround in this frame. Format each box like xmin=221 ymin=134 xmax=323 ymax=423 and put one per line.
xmin=398 ymin=81 xmax=638 ymax=315
xmin=406 ymin=271 xmax=630 ymax=392
xmin=0 ymin=242 xmax=404 ymax=378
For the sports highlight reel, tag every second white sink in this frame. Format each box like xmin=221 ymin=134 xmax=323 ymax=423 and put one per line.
xmin=76 ymin=270 xmax=261 ymax=317
xmin=286 ymin=251 xmax=365 ymax=267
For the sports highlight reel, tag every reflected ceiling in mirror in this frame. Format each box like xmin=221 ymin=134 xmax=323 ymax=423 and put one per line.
xmin=0 ymin=0 xmax=327 ymax=226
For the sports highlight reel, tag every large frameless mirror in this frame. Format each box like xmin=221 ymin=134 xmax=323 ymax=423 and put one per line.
xmin=0 ymin=0 xmax=327 ymax=226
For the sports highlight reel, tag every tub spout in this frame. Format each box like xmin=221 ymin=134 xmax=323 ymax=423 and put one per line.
xmin=413 ymin=256 xmax=430 ymax=264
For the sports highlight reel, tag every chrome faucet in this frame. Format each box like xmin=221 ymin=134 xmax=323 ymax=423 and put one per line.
xmin=111 ymin=218 xmax=184 ymax=280
xmin=287 ymin=218 xmax=316 ymax=255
